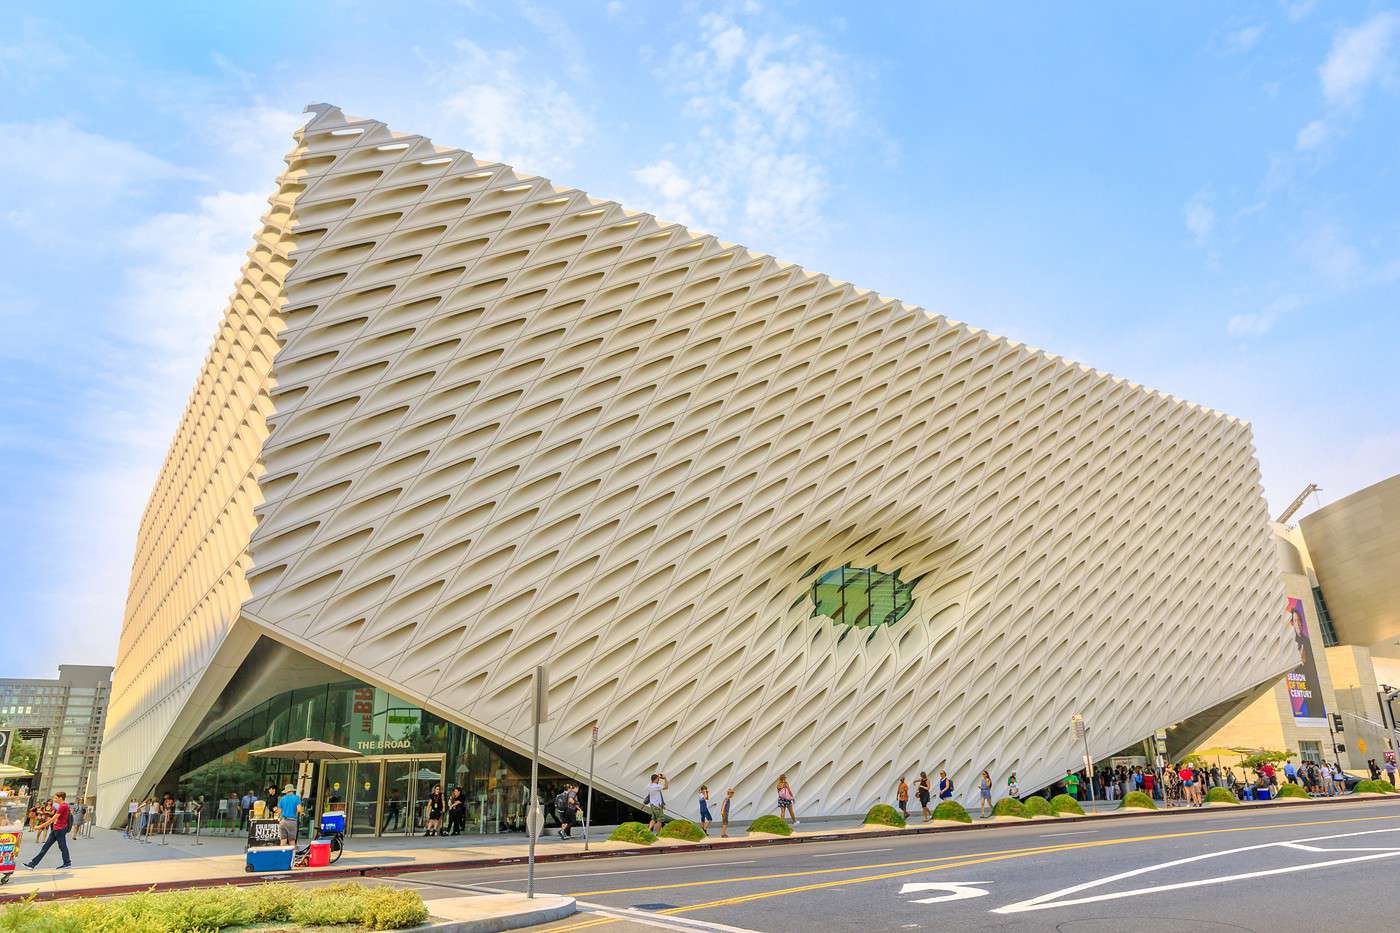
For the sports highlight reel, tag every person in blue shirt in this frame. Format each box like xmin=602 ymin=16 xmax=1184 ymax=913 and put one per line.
xmin=1284 ymin=760 xmax=1298 ymax=784
xmin=276 ymin=785 xmax=302 ymax=845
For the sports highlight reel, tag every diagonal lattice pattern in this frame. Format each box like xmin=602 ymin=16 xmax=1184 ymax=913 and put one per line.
xmin=98 ymin=104 xmax=1293 ymax=824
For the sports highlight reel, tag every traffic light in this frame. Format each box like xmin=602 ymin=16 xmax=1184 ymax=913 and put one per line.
xmin=1332 ymin=713 xmax=1344 ymax=732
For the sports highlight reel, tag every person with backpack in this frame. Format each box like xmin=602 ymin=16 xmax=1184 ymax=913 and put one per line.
xmin=555 ymin=786 xmax=578 ymax=839
xmin=644 ymin=772 xmax=668 ymax=834
xmin=938 ymin=770 xmax=954 ymax=800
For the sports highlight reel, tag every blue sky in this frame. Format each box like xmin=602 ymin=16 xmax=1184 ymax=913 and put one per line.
xmin=2 ymin=1 xmax=1398 ymax=676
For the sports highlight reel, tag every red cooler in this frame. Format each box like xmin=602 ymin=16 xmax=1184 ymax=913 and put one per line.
xmin=307 ymin=839 xmax=331 ymax=867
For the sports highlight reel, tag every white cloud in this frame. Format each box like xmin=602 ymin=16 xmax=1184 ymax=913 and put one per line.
xmin=1227 ymin=311 xmax=1277 ymax=337
xmin=1184 ymin=191 xmax=1215 ymax=245
xmin=606 ymin=1 xmax=624 ymax=17
xmin=633 ymin=9 xmax=874 ymax=251
xmin=518 ymin=1 xmax=589 ymax=82
xmin=1297 ymin=224 xmax=1363 ymax=286
xmin=430 ymin=39 xmax=591 ymax=177
xmin=1295 ymin=118 xmax=1329 ymax=150
xmin=1227 ymin=24 xmax=1265 ymax=53
xmin=1320 ymin=11 xmax=1400 ymax=106
xmin=1284 ymin=0 xmax=1316 ymax=23
xmin=0 ymin=120 xmax=200 ymax=242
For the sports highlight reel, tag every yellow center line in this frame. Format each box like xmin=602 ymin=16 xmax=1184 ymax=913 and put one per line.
xmin=544 ymin=811 xmax=1400 ymax=929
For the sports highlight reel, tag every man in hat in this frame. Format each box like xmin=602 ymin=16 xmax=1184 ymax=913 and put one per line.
xmin=276 ymin=784 xmax=303 ymax=845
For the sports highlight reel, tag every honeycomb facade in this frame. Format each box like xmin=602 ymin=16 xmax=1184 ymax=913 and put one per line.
xmin=97 ymin=104 xmax=1295 ymax=824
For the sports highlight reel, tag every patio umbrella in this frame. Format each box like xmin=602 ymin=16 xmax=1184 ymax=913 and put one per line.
xmin=248 ymin=739 xmax=360 ymax=763
xmin=0 ymin=763 xmax=33 ymax=779
xmin=395 ymin=768 xmax=442 ymax=782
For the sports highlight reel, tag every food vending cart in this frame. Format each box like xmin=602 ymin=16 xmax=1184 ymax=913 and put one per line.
xmin=0 ymin=794 xmax=31 ymax=884
xmin=245 ymin=814 xmax=294 ymax=873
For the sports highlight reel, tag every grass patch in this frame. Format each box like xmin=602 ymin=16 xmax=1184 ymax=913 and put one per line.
xmin=658 ymin=818 xmax=706 ymax=842
xmin=864 ymin=803 xmax=907 ymax=827
xmin=1277 ymin=782 xmax=1309 ymax=798
xmin=1353 ymin=779 xmax=1396 ymax=794
xmin=931 ymin=800 xmax=972 ymax=823
xmin=1120 ymin=790 xmax=1158 ymax=810
xmin=991 ymin=797 xmax=1028 ymax=818
xmin=748 ymin=814 xmax=793 ymax=836
xmin=1205 ymin=786 xmax=1240 ymax=804
xmin=609 ymin=821 xmax=658 ymax=845
xmin=0 ymin=882 xmax=426 ymax=931
xmin=1024 ymin=796 xmax=1054 ymax=817
xmin=1049 ymin=793 xmax=1084 ymax=815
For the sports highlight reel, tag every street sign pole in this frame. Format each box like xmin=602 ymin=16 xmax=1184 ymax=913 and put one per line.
xmin=1071 ymin=714 xmax=1096 ymax=807
xmin=527 ymin=666 xmax=547 ymax=899
xmin=584 ymin=723 xmax=597 ymax=852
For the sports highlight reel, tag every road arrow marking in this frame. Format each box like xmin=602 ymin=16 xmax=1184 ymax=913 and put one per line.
xmin=898 ymin=881 xmax=992 ymax=903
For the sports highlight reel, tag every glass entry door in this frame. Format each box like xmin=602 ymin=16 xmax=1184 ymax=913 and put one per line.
xmin=381 ymin=761 xmax=412 ymax=834
xmin=349 ymin=760 xmax=381 ymax=835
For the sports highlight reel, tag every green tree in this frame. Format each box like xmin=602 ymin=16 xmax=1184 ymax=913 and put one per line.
xmin=8 ymin=735 xmax=39 ymax=772
xmin=1238 ymin=750 xmax=1290 ymax=771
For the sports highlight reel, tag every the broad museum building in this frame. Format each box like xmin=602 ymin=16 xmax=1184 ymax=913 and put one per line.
xmin=97 ymin=104 xmax=1296 ymax=833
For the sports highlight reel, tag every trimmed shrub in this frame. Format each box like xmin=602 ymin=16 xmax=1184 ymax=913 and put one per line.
xmin=1277 ymin=782 xmax=1310 ymax=798
xmin=1050 ymin=793 xmax=1085 ymax=815
xmin=658 ymin=818 xmax=706 ymax=841
xmin=0 ymin=882 xmax=427 ymax=931
xmin=1024 ymin=795 xmax=1055 ymax=817
xmin=609 ymin=821 xmax=658 ymax=844
xmin=1205 ymin=786 xmax=1240 ymax=804
xmin=932 ymin=800 xmax=972 ymax=823
xmin=864 ymin=803 xmax=907 ymax=827
xmin=1120 ymin=790 xmax=1158 ymax=810
xmin=748 ymin=814 xmax=794 ymax=835
xmin=1353 ymin=779 xmax=1396 ymax=794
xmin=991 ymin=797 xmax=1029 ymax=818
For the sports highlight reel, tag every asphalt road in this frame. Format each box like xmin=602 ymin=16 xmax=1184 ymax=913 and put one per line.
xmin=372 ymin=799 xmax=1400 ymax=932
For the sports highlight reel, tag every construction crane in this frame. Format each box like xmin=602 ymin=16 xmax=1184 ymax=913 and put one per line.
xmin=1276 ymin=483 xmax=1320 ymax=525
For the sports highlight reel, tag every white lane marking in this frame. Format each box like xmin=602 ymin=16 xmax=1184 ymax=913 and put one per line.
xmin=812 ymin=847 xmax=893 ymax=858
xmin=994 ymin=827 xmax=1400 ymax=914
xmin=899 ymin=881 xmax=992 ymax=903
xmin=472 ymin=859 xmax=757 ymax=883
xmin=1038 ymin=831 xmax=1098 ymax=838
xmin=581 ymin=903 xmax=764 ymax=932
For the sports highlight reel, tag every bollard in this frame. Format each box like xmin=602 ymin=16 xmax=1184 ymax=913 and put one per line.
xmin=191 ymin=810 xmax=202 ymax=846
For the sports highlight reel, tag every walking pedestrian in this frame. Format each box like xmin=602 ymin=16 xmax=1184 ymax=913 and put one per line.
xmin=23 ymin=791 xmax=73 ymax=870
xmin=426 ymin=784 xmax=444 ymax=836
xmin=895 ymin=776 xmax=909 ymax=820
xmin=937 ymin=770 xmax=953 ymax=800
xmin=645 ymin=772 xmax=668 ymax=834
xmin=555 ymin=786 xmax=578 ymax=839
xmin=776 ymin=775 xmax=798 ymax=824
xmin=1063 ymin=769 xmax=1080 ymax=801
xmin=1007 ymin=772 xmax=1020 ymax=799
xmin=698 ymin=785 xmax=713 ymax=835
xmin=978 ymin=770 xmax=993 ymax=818
xmin=240 ymin=789 xmax=255 ymax=828
xmin=720 ymin=787 xmax=734 ymax=837
xmin=1386 ymin=757 xmax=1397 ymax=788
xmin=1367 ymin=758 xmax=1381 ymax=781
xmin=916 ymin=772 xmax=932 ymax=821
xmin=276 ymin=784 xmax=302 ymax=846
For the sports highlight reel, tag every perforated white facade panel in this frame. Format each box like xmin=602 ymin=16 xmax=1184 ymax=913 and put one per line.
xmin=98 ymin=104 xmax=1294 ymax=825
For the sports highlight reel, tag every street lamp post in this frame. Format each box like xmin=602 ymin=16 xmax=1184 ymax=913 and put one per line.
xmin=584 ymin=723 xmax=597 ymax=852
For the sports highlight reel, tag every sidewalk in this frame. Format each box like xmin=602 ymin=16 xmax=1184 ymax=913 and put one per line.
xmin=4 ymin=792 xmax=1395 ymax=902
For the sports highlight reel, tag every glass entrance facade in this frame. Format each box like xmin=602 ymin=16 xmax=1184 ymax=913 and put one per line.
xmin=160 ymin=678 xmax=641 ymax=835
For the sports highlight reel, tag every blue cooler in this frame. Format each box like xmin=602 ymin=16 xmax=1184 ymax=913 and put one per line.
xmin=246 ymin=845 xmax=295 ymax=872
xmin=1256 ymin=786 xmax=1271 ymax=801
xmin=319 ymin=811 xmax=346 ymax=834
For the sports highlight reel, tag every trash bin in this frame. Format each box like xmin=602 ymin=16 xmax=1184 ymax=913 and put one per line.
xmin=308 ymin=839 xmax=331 ymax=867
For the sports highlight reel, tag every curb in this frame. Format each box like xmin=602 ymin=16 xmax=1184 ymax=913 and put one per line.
xmin=413 ymin=895 xmax=576 ymax=933
xmin=5 ymin=792 xmax=1396 ymax=903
